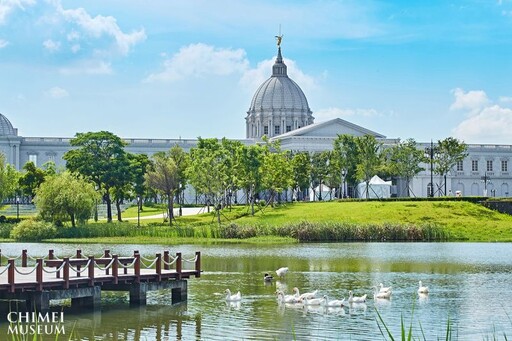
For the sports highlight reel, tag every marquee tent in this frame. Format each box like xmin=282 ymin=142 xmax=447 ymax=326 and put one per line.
xmin=357 ymin=175 xmax=392 ymax=199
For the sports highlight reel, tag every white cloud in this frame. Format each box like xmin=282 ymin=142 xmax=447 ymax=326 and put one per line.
xmin=43 ymin=39 xmax=61 ymax=52
xmin=0 ymin=0 xmax=35 ymax=25
xmin=0 ymin=39 xmax=8 ymax=48
xmin=67 ymin=30 xmax=80 ymax=41
xmin=450 ymin=88 xmax=489 ymax=112
xmin=59 ymin=60 xmax=112 ymax=75
xmin=452 ymin=105 xmax=512 ymax=144
xmin=44 ymin=86 xmax=69 ymax=99
xmin=70 ymin=44 xmax=80 ymax=53
xmin=499 ymin=96 xmax=512 ymax=103
xmin=56 ymin=4 xmax=146 ymax=56
xmin=145 ymin=43 xmax=249 ymax=82
xmin=314 ymin=107 xmax=381 ymax=121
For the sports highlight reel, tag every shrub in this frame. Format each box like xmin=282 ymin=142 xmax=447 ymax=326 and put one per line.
xmin=10 ymin=219 xmax=57 ymax=241
xmin=0 ymin=223 xmax=13 ymax=238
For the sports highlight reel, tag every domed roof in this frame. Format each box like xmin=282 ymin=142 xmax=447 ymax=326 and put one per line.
xmin=248 ymin=47 xmax=311 ymax=113
xmin=0 ymin=113 xmax=16 ymax=136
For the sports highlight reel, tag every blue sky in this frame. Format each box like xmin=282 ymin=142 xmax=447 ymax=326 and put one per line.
xmin=1 ymin=0 xmax=512 ymax=144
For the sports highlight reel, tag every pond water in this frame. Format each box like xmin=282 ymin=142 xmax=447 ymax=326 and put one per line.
xmin=1 ymin=242 xmax=512 ymax=340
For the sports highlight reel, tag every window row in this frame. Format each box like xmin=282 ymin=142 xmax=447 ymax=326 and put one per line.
xmin=459 ymin=160 xmax=508 ymax=172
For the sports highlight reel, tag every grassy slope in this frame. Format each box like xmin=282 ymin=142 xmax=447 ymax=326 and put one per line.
xmin=175 ymin=201 xmax=512 ymax=241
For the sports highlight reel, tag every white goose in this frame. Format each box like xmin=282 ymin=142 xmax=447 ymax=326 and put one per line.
xmin=264 ymin=273 xmax=274 ymax=282
xmin=373 ymin=287 xmax=392 ymax=299
xmin=321 ymin=295 xmax=345 ymax=307
xmin=418 ymin=281 xmax=429 ymax=294
xmin=276 ymin=290 xmax=298 ymax=304
xmin=348 ymin=290 xmax=367 ymax=304
xmin=379 ymin=283 xmax=392 ymax=293
xmin=276 ymin=267 xmax=289 ymax=278
xmin=293 ymin=287 xmax=318 ymax=301
xmin=224 ymin=289 xmax=242 ymax=302
xmin=302 ymin=296 xmax=324 ymax=306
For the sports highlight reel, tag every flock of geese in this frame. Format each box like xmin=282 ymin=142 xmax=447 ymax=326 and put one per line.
xmin=224 ymin=267 xmax=430 ymax=306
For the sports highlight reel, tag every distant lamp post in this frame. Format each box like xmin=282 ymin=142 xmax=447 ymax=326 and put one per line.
xmin=16 ymin=197 xmax=20 ymax=220
xmin=137 ymin=196 xmax=141 ymax=227
xmin=94 ymin=185 xmax=99 ymax=222
xmin=481 ymin=172 xmax=490 ymax=197
xmin=179 ymin=183 xmax=183 ymax=217
xmin=424 ymin=141 xmax=435 ymax=198
xmin=341 ymin=168 xmax=347 ymax=199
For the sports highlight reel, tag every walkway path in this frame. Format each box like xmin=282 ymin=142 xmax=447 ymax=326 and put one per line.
xmin=123 ymin=207 xmax=208 ymax=221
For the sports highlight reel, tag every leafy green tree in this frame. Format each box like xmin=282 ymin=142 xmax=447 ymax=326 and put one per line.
xmin=333 ymin=134 xmax=359 ymax=197
xmin=387 ymin=138 xmax=425 ymax=197
xmin=310 ymin=151 xmax=330 ymax=201
xmin=18 ymin=161 xmax=46 ymax=199
xmin=128 ymin=153 xmax=151 ymax=211
xmin=145 ymin=152 xmax=179 ymax=226
xmin=169 ymin=145 xmax=189 ymax=215
xmin=34 ymin=172 xmax=99 ymax=227
xmin=355 ymin=135 xmax=383 ymax=199
xmin=0 ymin=153 xmax=19 ymax=202
xmin=260 ymin=139 xmax=292 ymax=206
xmin=434 ymin=137 xmax=468 ymax=196
xmin=291 ymin=152 xmax=311 ymax=201
xmin=63 ymin=131 xmax=129 ymax=223
xmin=237 ymin=144 xmax=264 ymax=215
xmin=187 ymin=138 xmax=228 ymax=223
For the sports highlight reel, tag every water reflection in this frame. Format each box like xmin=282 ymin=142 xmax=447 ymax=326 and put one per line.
xmin=0 ymin=242 xmax=511 ymax=340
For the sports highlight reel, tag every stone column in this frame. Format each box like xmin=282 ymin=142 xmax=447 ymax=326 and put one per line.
xmin=129 ymin=283 xmax=148 ymax=305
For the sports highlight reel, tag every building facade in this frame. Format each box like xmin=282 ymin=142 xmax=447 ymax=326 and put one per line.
xmin=1 ymin=43 xmax=511 ymax=198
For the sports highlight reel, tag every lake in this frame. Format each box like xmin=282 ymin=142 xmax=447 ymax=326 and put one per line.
xmin=0 ymin=242 xmax=511 ymax=340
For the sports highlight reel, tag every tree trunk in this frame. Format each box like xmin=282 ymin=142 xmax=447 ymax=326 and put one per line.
xmin=116 ymin=198 xmax=122 ymax=222
xmin=167 ymin=194 xmax=173 ymax=227
xmin=70 ymin=213 xmax=75 ymax=228
xmin=105 ymin=190 xmax=112 ymax=223
xmin=365 ymin=181 xmax=370 ymax=199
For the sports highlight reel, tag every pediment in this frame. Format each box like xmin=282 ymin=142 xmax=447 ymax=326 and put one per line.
xmin=274 ymin=118 xmax=385 ymax=139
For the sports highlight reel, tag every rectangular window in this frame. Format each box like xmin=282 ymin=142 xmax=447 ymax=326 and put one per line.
xmin=502 ymin=160 xmax=508 ymax=172
xmin=487 ymin=160 xmax=493 ymax=172
xmin=48 ymin=154 xmax=55 ymax=162
xmin=286 ymin=125 xmax=292 ymax=132
xmin=29 ymin=154 xmax=37 ymax=166
xmin=472 ymin=160 xmax=478 ymax=172
xmin=456 ymin=160 xmax=463 ymax=171
xmin=274 ymin=125 xmax=280 ymax=135
xmin=263 ymin=126 xmax=268 ymax=135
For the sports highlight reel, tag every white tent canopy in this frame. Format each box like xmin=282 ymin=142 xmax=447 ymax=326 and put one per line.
xmin=357 ymin=175 xmax=392 ymax=199
xmin=309 ymin=183 xmax=335 ymax=201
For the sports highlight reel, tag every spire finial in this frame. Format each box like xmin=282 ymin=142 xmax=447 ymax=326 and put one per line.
xmin=275 ymin=24 xmax=283 ymax=47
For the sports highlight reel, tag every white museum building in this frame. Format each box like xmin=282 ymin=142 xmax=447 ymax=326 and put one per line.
xmin=1 ymin=44 xmax=511 ymax=199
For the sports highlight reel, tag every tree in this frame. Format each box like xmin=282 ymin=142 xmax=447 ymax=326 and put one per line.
xmin=333 ymin=134 xmax=359 ymax=197
xmin=187 ymin=138 xmax=228 ymax=223
xmin=291 ymin=152 xmax=311 ymax=201
xmin=260 ymin=139 xmax=292 ymax=206
xmin=34 ymin=172 xmax=99 ymax=227
xmin=434 ymin=137 xmax=468 ymax=196
xmin=0 ymin=153 xmax=19 ymax=202
xmin=18 ymin=161 xmax=46 ymax=200
xmin=236 ymin=144 xmax=264 ymax=215
xmin=145 ymin=152 xmax=179 ymax=226
xmin=63 ymin=131 xmax=129 ymax=223
xmin=387 ymin=138 xmax=425 ymax=197
xmin=310 ymin=151 xmax=330 ymax=201
xmin=169 ymin=145 xmax=189 ymax=216
xmin=129 ymin=153 xmax=151 ymax=212
xmin=355 ymin=135 xmax=383 ymax=199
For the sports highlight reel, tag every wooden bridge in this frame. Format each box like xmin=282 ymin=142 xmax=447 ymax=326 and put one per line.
xmin=0 ymin=249 xmax=201 ymax=312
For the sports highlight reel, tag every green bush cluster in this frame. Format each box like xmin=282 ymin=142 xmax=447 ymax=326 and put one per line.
xmin=10 ymin=219 xmax=57 ymax=241
xmin=217 ymin=221 xmax=450 ymax=242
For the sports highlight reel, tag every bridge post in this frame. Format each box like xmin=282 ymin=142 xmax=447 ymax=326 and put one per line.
xmin=71 ymin=286 xmax=101 ymax=310
xmin=27 ymin=291 xmax=50 ymax=313
xmin=171 ymin=280 xmax=188 ymax=304
xmin=88 ymin=256 xmax=95 ymax=286
xmin=164 ymin=251 xmax=170 ymax=270
xmin=112 ymin=254 xmax=119 ymax=284
xmin=195 ymin=251 xmax=201 ymax=278
xmin=155 ymin=253 xmax=161 ymax=281
xmin=8 ymin=259 xmax=15 ymax=293
xmin=36 ymin=259 xmax=43 ymax=291
xmin=48 ymin=249 xmax=55 ymax=259
xmin=129 ymin=283 xmax=147 ymax=305
xmin=134 ymin=253 xmax=140 ymax=283
xmin=22 ymin=249 xmax=27 ymax=267
xmin=76 ymin=249 xmax=82 ymax=276
xmin=63 ymin=258 xmax=70 ymax=289
xmin=176 ymin=252 xmax=182 ymax=280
